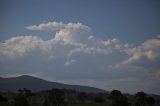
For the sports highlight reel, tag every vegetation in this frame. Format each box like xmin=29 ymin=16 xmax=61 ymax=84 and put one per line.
xmin=77 ymin=92 xmax=87 ymax=102
xmin=14 ymin=88 xmax=34 ymax=106
xmin=0 ymin=89 xmax=158 ymax=106
xmin=135 ymin=92 xmax=155 ymax=106
xmin=43 ymin=88 xmax=66 ymax=106
xmin=69 ymin=102 xmax=110 ymax=106
xmin=109 ymin=90 xmax=128 ymax=106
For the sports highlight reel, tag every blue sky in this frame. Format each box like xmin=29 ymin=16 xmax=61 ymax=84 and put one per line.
xmin=0 ymin=0 xmax=160 ymax=94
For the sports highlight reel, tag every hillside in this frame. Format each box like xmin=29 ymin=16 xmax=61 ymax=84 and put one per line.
xmin=0 ymin=75 xmax=107 ymax=93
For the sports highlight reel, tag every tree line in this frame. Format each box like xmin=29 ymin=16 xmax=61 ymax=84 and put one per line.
xmin=0 ymin=88 xmax=157 ymax=106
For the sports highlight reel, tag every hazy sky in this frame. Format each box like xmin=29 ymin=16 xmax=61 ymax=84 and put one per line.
xmin=0 ymin=0 xmax=160 ymax=94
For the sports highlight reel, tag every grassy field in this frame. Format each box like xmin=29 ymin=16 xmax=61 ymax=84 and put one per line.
xmin=69 ymin=102 xmax=110 ymax=106
xmin=0 ymin=102 xmax=14 ymax=106
xmin=0 ymin=102 xmax=110 ymax=106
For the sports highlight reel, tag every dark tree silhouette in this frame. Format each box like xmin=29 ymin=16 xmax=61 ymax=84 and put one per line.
xmin=135 ymin=92 xmax=156 ymax=106
xmin=109 ymin=90 xmax=128 ymax=106
xmin=14 ymin=88 xmax=33 ymax=106
xmin=44 ymin=88 xmax=66 ymax=106
xmin=77 ymin=92 xmax=87 ymax=102
xmin=135 ymin=92 xmax=147 ymax=106
xmin=146 ymin=97 xmax=155 ymax=106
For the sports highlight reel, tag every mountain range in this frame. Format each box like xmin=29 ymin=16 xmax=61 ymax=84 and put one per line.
xmin=0 ymin=75 xmax=107 ymax=93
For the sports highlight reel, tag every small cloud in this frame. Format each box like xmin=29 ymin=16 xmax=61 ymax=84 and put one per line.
xmin=88 ymin=35 xmax=94 ymax=39
xmin=65 ymin=59 xmax=76 ymax=66
xmin=25 ymin=21 xmax=65 ymax=31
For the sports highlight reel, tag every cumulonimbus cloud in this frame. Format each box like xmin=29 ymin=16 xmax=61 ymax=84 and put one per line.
xmin=1 ymin=21 xmax=160 ymax=67
xmin=1 ymin=21 xmax=160 ymax=68
xmin=0 ymin=21 xmax=160 ymax=94
xmin=1 ymin=21 xmax=128 ymax=58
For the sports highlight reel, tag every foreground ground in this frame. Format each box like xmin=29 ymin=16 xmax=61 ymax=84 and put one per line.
xmin=0 ymin=102 xmax=110 ymax=106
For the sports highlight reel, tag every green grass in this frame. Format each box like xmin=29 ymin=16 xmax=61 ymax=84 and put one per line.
xmin=0 ymin=102 xmax=110 ymax=106
xmin=68 ymin=102 xmax=110 ymax=106
xmin=0 ymin=102 xmax=14 ymax=106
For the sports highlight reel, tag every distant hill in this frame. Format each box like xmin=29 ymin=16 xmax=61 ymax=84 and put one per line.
xmin=0 ymin=75 xmax=107 ymax=93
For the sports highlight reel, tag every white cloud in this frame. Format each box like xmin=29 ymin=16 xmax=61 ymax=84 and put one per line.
xmin=54 ymin=24 xmax=90 ymax=43
xmin=25 ymin=21 xmax=65 ymax=31
xmin=26 ymin=21 xmax=91 ymax=44
xmin=122 ymin=38 xmax=160 ymax=65
xmin=65 ymin=59 xmax=76 ymax=66
xmin=1 ymin=22 xmax=159 ymax=70
xmin=0 ymin=36 xmax=43 ymax=57
xmin=1 ymin=22 xmax=129 ymax=60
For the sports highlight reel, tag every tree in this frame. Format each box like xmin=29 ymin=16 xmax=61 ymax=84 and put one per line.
xmin=146 ymin=97 xmax=155 ymax=106
xmin=135 ymin=92 xmax=147 ymax=106
xmin=135 ymin=92 xmax=156 ymax=106
xmin=109 ymin=90 xmax=128 ymax=106
xmin=44 ymin=88 xmax=66 ymax=106
xmin=14 ymin=88 xmax=33 ymax=106
xmin=77 ymin=92 xmax=87 ymax=102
